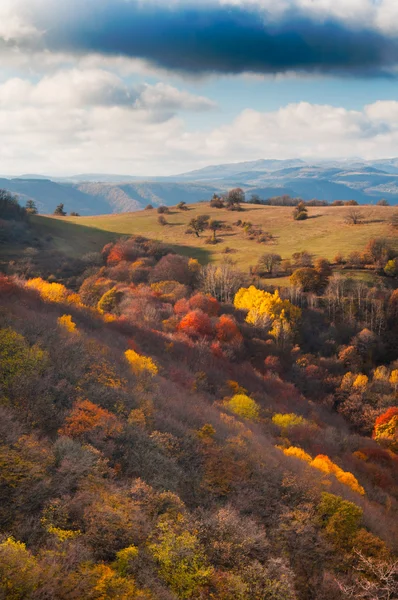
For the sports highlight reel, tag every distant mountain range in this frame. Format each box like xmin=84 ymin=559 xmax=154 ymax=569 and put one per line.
xmin=3 ymin=157 xmax=398 ymax=215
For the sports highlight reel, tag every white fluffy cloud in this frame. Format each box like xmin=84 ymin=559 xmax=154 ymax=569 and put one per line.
xmin=1 ymin=90 xmax=398 ymax=176
xmin=0 ymin=70 xmax=215 ymax=112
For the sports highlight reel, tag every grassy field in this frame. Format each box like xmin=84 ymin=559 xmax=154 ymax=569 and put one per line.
xmin=54 ymin=203 xmax=398 ymax=271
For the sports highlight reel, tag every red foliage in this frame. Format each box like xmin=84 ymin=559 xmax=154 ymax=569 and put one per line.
xmin=189 ymin=293 xmax=220 ymax=316
xmin=215 ymin=315 xmax=242 ymax=344
xmin=211 ymin=341 xmax=225 ymax=358
xmin=178 ymin=310 xmax=213 ymax=338
xmin=174 ymin=298 xmax=190 ymax=316
xmin=357 ymin=446 xmax=398 ymax=465
xmin=264 ymin=355 xmax=282 ymax=374
xmin=374 ymin=407 xmax=398 ymax=428
xmin=59 ymin=399 xmax=122 ymax=439
xmin=107 ymin=246 xmax=126 ymax=265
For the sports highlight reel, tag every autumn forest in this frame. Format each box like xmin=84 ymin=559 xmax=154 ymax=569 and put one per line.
xmin=0 ymin=190 xmax=398 ymax=600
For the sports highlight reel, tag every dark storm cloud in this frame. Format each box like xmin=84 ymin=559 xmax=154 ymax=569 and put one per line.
xmin=35 ymin=1 xmax=398 ymax=76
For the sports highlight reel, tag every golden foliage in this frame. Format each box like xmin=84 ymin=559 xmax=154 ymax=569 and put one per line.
xmin=353 ymin=374 xmax=369 ymax=391
xmin=125 ymin=349 xmax=158 ymax=376
xmin=234 ymin=286 xmax=301 ymax=342
xmin=26 ymin=277 xmax=69 ymax=303
xmin=282 ymin=446 xmax=312 ymax=463
xmin=279 ymin=447 xmax=365 ymax=494
xmin=272 ymin=413 xmax=307 ymax=431
xmin=57 ymin=314 xmax=77 ymax=334
xmin=311 ymin=455 xmax=365 ymax=495
xmin=224 ymin=394 xmax=260 ymax=421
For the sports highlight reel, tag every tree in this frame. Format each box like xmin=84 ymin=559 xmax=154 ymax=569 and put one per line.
xmin=258 ymin=253 xmax=282 ymax=276
xmin=25 ymin=199 xmax=38 ymax=215
xmin=97 ymin=287 xmax=122 ymax=314
xmin=224 ymin=394 xmax=260 ymax=421
xmin=208 ymin=219 xmax=222 ymax=242
xmin=158 ymin=215 xmax=167 ymax=226
xmin=0 ymin=190 xmax=26 ymax=220
xmin=293 ymin=201 xmax=308 ymax=221
xmin=59 ymin=399 xmax=122 ymax=439
xmin=234 ymin=286 xmax=301 ymax=333
xmin=188 ymin=215 xmax=209 ymax=238
xmin=215 ymin=315 xmax=242 ymax=345
xmin=53 ymin=203 xmax=66 ymax=216
xmin=70 ymin=211 xmax=80 ymax=216
xmin=317 ymin=493 xmax=363 ymax=548
xmin=365 ymin=238 xmax=392 ymax=267
xmin=372 ymin=407 xmax=398 ymax=451
xmin=157 ymin=205 xmax=169 ymax=214
xmin=226 ymin=188 xmax=245 ymax=209
xmin=345 ymin=208 xmax=363 ymax=225
xmin=377 ymin=198 xmax=389 ymax=206
xmin=384 ymin=258 xmax=398 ymax=277
xmin=210 ymin=194 xmax=225 ymax=208
xmin=125 ymin=349 xmax=158 ymax=376
xmin=178 ymin=310 xmax=213 ymax=338
xmin=176 ymin=201 xmax=188 ymax=211
xmin=290 ymin=268 xmax=321 ymax=292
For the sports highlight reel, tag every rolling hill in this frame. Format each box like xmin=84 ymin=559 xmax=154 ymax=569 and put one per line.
xmin=2 ymin=158 xmax=398 ymax=216
xmin=54 ymin=204 xmax=398 ymax=279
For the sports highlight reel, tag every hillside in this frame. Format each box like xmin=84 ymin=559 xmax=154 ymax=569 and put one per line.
xmin=2 ymin=158 xmax=398 ymax=217
xmin=60 ymin=204 xmax=398 ymax=274
xmin=0 ymin=178 xmax=219 ymax=215
xmin=1 ymin=226 xmax=398 ymax=599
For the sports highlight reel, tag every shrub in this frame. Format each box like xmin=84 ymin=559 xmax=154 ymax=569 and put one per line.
xmin=282 ymin=446 xmax=312 ymax=463
xmin=57 ymin=314 xmax=77 ymax=333
xmin=178 ymin=310 xmax=213 ymax=338
xmin=317 ymin=492 xmax=363 ymax=548
xmin=150 ymin=254 xmax=192 ymax=285
xmin=215 ymin=315 xmax=242 ymax=345
xmin=372 ymin=407 xmax=398 ymax=451
xmin=189 ymin=293 xmax=219 ymax=316
xmin=272 ymin=413 xmax=307 ymax=431
xmin=157 ymin=206 xmax=170 ymax=214
xmin=293 ymin=202 xmax=308 ymax=221
xmin=224 ymin=394 xmax=260 ymax=421
xmin=59 ymin=399 xmax=122 ymax=439
xmin=125 ymin=349 xmax=158 ymax=376
xmin=97 ymin=287 xmax=123 ymax=314
xmin=26 ymin=278 xmax=69 ymax=303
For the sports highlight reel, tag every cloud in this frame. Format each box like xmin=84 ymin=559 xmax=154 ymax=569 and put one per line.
xmin=0 ymin=70 xmax=215 ymax=112
xmin=4 ymin=0 xmax=398 ymax=77
xmin=1 ymin=95 xmax=398 ymax=177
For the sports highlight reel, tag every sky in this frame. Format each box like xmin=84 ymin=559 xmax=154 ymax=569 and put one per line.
xmin=2 ymin=0 xmax=398 ymax=176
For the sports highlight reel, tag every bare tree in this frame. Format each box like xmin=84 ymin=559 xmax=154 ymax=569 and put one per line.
xmin=345 ymin=208 xmax=364 ymax=225
xmin=336 ymin=551 xmax=398 ymax=600
xmin=258 ymin=253 xmax=282 ymax=275
xmin=200 ymin=259 xmax=246 ymax=303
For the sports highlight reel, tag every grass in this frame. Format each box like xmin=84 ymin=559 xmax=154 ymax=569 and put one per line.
xmin=57 ymin=204 xmax=398 ymax=272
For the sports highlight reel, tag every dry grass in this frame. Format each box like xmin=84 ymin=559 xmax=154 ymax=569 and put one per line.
xmin=58 ymin=204 xmax=398 ymax=272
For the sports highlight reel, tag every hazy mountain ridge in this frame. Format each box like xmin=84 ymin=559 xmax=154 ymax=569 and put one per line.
xmin=2 ymin=158 xmax=398 ymax=215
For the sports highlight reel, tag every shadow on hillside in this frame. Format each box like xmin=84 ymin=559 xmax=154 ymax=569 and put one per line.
xmin=33 ymin=216 xmax=213 ymax=264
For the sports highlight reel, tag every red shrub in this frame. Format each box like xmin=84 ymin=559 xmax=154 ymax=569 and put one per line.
xmin=215 ymin=315 xmax=242 ymax=344
xmin=178 ymin=310 xmax=213 ymax=338
xmin=174 ymin=298 xmax=190 ymax=316
xmin=189 ymin=293 xmax=219 ymax=316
